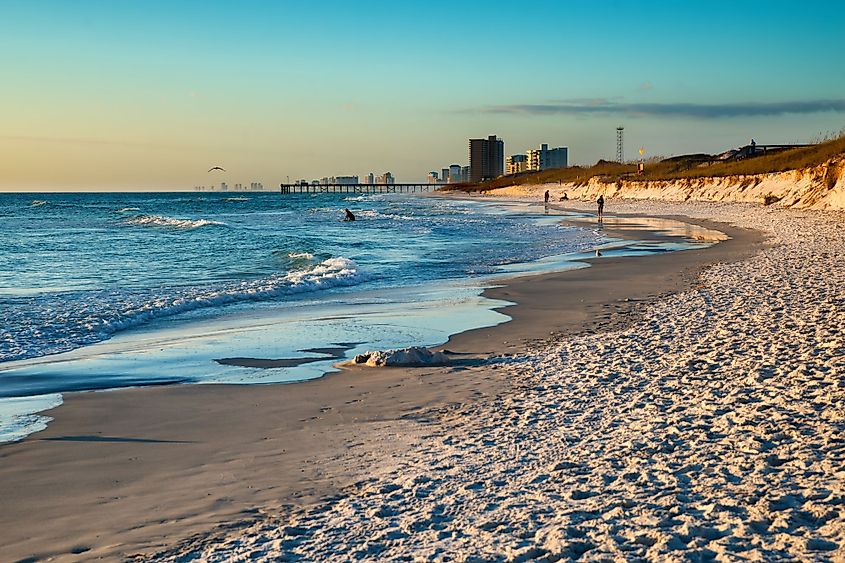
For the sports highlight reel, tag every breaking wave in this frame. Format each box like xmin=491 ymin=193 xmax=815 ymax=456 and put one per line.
xmin=0 ymin=257 xmax=370 ymax=363
xmin=124 ymin=214 xmax=226 ymax=229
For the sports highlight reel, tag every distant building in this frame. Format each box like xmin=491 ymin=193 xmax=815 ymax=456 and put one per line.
xmin=441 ymin=168 xmax=450 ymax=183
xmin=469 ymin=135 xmax=504 ymax=183
xmin=448 ymin=164 xmax=462 ymax=183
xmin=527 ymin=144 xmax=569 ymax=171
xmin=220 ymin=182 xmax=228 ymax=192
xmin=427 ymin=171 xmax=439 ymax=184
xmin=363 ymin=172 xmax=375 ymax=185
xmin=319 ymin=176 xmax=358 ymax=185
xmin=506 ymin=154 xmax=528 ymax=175
xmin=376 ymin=172 xmax=395 ymax=185
xmin=545 ymin=146 xmax=568 ymax=169
xmin=461 ymin=165 xmax=470 ymax=183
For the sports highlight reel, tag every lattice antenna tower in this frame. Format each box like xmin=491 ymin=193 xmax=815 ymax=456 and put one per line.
xmin=616 ymin=126 xmax=624 ymax=163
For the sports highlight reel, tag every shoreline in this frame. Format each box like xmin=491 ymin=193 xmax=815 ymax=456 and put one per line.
xmin=0 ymin=205 xmax=762 ymax=561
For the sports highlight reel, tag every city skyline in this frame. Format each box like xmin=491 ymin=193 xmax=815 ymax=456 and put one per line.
xmin=2 ymin=0 xmax=844 ymax=191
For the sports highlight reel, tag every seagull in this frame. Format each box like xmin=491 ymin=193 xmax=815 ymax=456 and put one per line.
xmin=208 ymin=166 xmax=226 ymax=172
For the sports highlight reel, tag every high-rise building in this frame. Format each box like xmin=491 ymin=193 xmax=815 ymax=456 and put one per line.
xmin=441 ymin=168 xmax=450 ymax=183
xmin=427 ymin=171 xmax=439 ymax=184
xmin=469 ymin=135 xmax=504 ymax=183
xmin=376 ymin=172 xmax=395 ymax=185
xmin=448 ymin=164 xmax=462 ymax=183
xmin=506 ymin=154 xmax=528 ymax=175
xmin=461 ymin=166 xmax=470 ymax=183
xmin=527 ymin=144 xmax=569 ymax=171
xmin=545 ymin=146 xmax=568 ymax=169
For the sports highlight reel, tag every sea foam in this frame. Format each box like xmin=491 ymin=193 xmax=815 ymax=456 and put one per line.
xmin=125 ymin=214 xmax=226 ymax=229
xmin=94 ymin=257 xmax=368 ymax=334
xmin=0 ymin=258 xmax=369 ymax=363
xmin=0 ymin=394 xmax=63 ymax=442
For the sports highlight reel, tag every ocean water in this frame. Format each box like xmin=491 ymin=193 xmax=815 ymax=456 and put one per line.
xmin=0 ymin=191 xmax=608 ymax=362
xmin=1 ymin=191 xmax=623 ymax=441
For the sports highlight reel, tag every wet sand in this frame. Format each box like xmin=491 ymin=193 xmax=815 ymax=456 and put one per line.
xmin=0 ymin=208 xmax=761 ymax=561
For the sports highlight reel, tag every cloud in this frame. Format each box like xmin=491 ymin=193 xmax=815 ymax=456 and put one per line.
xmin=470 ymin=99 xmax=845 ymax=118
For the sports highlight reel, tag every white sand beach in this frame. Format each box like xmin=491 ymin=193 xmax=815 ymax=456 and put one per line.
xmin=147 ymin=199 xmax=844 ymax=561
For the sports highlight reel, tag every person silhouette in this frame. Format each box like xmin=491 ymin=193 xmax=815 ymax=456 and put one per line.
xmin=597 ymin=194 xmax=604 ymax=221
xmin=344 ymin=208 xmax=356 ymax=221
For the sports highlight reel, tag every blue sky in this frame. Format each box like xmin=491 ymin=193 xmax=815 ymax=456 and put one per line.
xmin=1 ymin=0 xmax=843 ymax=189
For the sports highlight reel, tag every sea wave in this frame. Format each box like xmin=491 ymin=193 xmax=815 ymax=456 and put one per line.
xmin=0 ymin=258 xmax=370 ymax=363
xmin=30 ymin=200 xmax=47 ymax=207
xmin=92 ymin=257 xmax=368 ymax=334
xmin=0 ymin=394 xmax=64 ymax=442
xmin=116 ymin=207 xmax=141 ymax=213
xmin=124 ymin=214 xmax=226 ymax=229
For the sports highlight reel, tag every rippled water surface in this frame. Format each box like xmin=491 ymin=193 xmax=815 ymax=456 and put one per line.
xmin=1 ymin=192 xmax=602 ymax=365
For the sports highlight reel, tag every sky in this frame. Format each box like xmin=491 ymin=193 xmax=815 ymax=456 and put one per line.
xmin=1 ymin=0 xmax=844 ymax=191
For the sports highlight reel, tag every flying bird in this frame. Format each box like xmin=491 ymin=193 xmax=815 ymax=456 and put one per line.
xmin=208 ymin=166 xmax=226 ymax=172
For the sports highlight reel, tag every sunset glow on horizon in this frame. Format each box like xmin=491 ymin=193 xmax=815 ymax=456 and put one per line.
xmin=2 ymin=0 xmax=844 ymax=191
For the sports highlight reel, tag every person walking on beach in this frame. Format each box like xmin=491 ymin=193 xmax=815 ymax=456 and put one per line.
xmin=544 ymin=190 xmax=550 ymax=204
xmin=597 ymin=194 xmax=604 ymax=221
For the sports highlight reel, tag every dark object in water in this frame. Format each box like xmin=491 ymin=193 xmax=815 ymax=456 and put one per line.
xmin=344 ymin=208 xmax=356 ymax=221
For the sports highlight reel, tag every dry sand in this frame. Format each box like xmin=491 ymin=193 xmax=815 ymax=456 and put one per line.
xmin=155 ymin=201 xmax=845 ymax=561
xmin=6 ymin=199 xmax=833 ymax=561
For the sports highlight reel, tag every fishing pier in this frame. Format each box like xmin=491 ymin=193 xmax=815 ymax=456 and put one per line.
xmin=280 ymin=183 xmax=437 ymax=194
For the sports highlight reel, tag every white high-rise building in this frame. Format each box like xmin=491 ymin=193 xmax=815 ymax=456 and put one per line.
xmin=506 ymin=154 xmax=528 ymax=175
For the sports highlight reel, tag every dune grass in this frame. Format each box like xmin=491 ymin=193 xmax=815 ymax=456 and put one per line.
xmin=445 ymin=134 xmax=845 ymax=192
